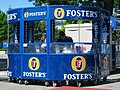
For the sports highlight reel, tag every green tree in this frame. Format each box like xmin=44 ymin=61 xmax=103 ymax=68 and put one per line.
xmin=29 ymin=0 xmax=116 ymax=15
xmin=29 ymin=0 xmax=120 ymax=15
xmin=0 ymin=11 xmax=7 ymax=47
xmin=8 ymin=6 xmax=13 ymax=43
xmin=29 ymin=0 xmax=120 ymax=42
xmin=34 ymin=20 xmax=46 ymax=42
xmin=78 ymin=0 xmax=114 ymax=15
xmin=28 ymin=0 xmax=78 ymax=6
xmin=112 ymin=30 xmax=120 ymax=43
xmin=114 ymin=0 xmax=120 ymax=9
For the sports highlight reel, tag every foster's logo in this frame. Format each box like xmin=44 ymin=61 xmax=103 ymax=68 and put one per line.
xmin=71 ymin=56 xmax=86 ymax=72
xmin=28 ymin=57 xmax=40 ymax=70
xmin=31 ymin=59 xmax=37 ymax=69
xmin=76 ymin=57 xmax=82 ymax=69
xmin=103 ymin=57 xmax=107 ymax=69
xmin=7 ymin=13 xmax=17 ymax=21
xmin=24 ymin=12 xmax=29 ymax=18
xmin=54 ymin=8 xmax=65 ymax=19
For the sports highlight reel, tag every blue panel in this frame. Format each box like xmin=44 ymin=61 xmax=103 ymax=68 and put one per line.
xmin=100 ymin=54 xmax=110 ymax=77
xmin=48 ymin=5 xmax=99 ymax=21
xmin=7 ymin=5 xmax=111 ymax=81
xmin=116 ymin=51 xmax=120 ymax=68
xmin=2 ymin=43 xmax=7 ymax=48
xmin=23 ymin=6 xmax=47 ymax=21
xmin=47 ymin=54 xmax=95 ymax=80
xmin=110 ymin=16 xmax=116 ymax=30
xmin=8 ymin=54 xmax=21 ymax=78
xmin=116 ymin=18 xmax=120 ymax=30
xmin=22 ymin=54 xmax=47 ymax=80
xmin=7 ymin=9 xmax=21 ymax=23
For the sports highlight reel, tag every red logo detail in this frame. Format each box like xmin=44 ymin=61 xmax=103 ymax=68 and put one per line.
xmin=76 ymin=58 xmax=82 ymax=68
xmin=57 ymin=9 xmax=62 ymax=17
xmin=31 ymin=59 xmax=36 ymax=69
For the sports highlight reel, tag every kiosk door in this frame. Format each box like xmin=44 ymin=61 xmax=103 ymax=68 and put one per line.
xmin=100 ymin=12 xmax=110 ymax=77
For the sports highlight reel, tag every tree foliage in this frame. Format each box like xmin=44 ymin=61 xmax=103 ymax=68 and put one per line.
xmin=0 ymin=11 xmax=7 ymax=42
xmin=29 ymin=0 xmax=116 ymax=15
xmin=114 ymin=0 xmax=120 ymax=9
xmin=34 ymin=20 xmax=46 ymax=42
xmin=0 ymin=7 xmax=13 ymax=48
xmin=112 ymin=30 xmax=120 ymax=43
xmin=28 ymin=0 xmax=78 ymax=6
xmin=28 ymin=0 xmax=120 ymax=42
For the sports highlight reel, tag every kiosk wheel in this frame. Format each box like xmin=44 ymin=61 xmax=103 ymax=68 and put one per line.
xmin=93 ymin=80 xmax=98 ymax=85
xmin=57 ymin=81 xmax=62 ymax=86
xmin=92 ymin=79 xmax=100 ymax=85
xmin=18 ymin=79 xmax=23 ymax=84
xmin=24 ymin=80 xmax=29 ymax=85
xmin=65 ymin=80 xmax=69 ymax=86
xmin=8 ymin=77 xmax=12 ymax=82
xmin=45 ymin=81 xmax=49 ymax=87
xmin=52 ymin=81 xmax=57 ymax=87
xmin=103 ymin=76 xmax=107 ymax=82
xmin=76 ymin=81 xmax=82 ymax=87
xmin=12 ymin=78 xmax=17 ymax=83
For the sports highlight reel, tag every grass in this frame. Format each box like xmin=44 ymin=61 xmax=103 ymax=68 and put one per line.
xmin=0 ymin=48 xmax=7 ymax=51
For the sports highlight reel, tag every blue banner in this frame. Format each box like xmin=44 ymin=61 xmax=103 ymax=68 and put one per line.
xmin=49 ymin=6 xmax=99 ymax=21
xmin=7 ymin=9 xmax=21 ymax=23
xmin=110 ymin=16 xmax=116 ymax=30
xmin=23 ymin=6 xmax=47 ymax=21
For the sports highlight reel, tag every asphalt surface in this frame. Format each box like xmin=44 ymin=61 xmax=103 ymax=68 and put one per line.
xmin=0 ymin=69 xmax=120 ymax=90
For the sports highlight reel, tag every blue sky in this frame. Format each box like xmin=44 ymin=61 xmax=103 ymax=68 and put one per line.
xmin=0 ymin=0 xmax=34 ymax=13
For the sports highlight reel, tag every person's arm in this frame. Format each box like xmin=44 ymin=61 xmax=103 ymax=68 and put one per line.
xmin=41 ymin=43 xmax=46 ymax=49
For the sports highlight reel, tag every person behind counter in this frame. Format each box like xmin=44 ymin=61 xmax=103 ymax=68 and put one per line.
xmin=40 ymin=33 xmax=46 ymax=53
xmin=56 ymin=31 xmax=73 ymax=53
xmin=57 ymin=31 xmax=73 ymax=42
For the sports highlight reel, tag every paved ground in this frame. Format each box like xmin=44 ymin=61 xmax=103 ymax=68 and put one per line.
xmin=86 ymin=73 xmax=120 ymax=90
xmin=0 ymin=70 xmax=120 ymax=90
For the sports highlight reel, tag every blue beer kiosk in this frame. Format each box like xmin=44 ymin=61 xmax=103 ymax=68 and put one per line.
xmin=7 ymin=5 xmax=110 ymax=86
